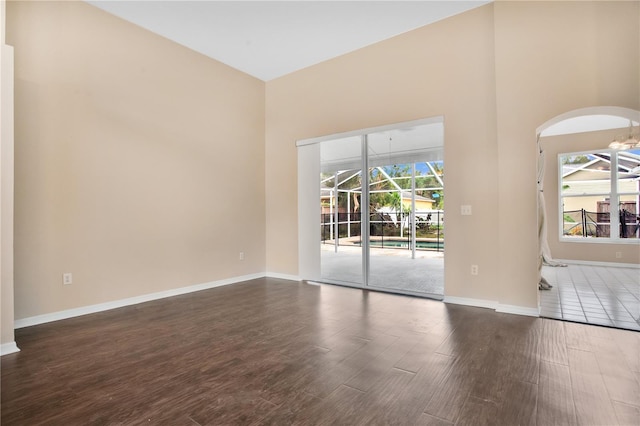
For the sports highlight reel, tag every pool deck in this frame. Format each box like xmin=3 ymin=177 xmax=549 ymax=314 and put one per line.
xmin=320 ymin=244 xmax=445 ymax=298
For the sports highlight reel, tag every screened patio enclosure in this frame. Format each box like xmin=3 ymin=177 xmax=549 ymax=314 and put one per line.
xmin=320 ymin=163 xmax=444 ymax=252
xmin=312 ymin=118 xmax=446 ymax=298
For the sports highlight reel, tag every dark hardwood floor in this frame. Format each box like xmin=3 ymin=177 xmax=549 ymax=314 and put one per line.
xmin=2 ymin=278 xmax=639 ymax=425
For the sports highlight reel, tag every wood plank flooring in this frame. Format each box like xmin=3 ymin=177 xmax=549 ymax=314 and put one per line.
xmin=2 ymin=278 xmax=639 ymax=425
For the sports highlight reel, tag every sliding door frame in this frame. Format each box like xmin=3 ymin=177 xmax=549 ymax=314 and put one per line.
xmin=297 ymin=116 xmax=444 ymax=290
xmin=361 ymin=134 xmax=370 ymax=286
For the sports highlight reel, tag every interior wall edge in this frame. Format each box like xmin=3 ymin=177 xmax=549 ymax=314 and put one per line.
xmin=495 ymin=303 xmax=539 ymax=318
xmin=443 ymin=296 xmax=497 ymax=310
xmin=0 ymin=42 xmax=15 ymax=346
xmin=0 ymin=342 xmax=20 ymax=356
xmin=444 ymin=296 xmax=541 ymax=318
xmin=265 ymin=272 xmax=302 ymax=281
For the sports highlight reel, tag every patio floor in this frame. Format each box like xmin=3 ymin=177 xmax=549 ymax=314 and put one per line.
xmin=320 ymin=244 xmax=444 ymax=298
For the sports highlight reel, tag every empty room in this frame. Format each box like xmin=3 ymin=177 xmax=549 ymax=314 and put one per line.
xmin=1 ymin=1 xmax=639 ymax=425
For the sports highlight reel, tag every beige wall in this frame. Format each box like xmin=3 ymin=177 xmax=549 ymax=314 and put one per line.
xmin=493 ymin=1 xmax=639 ymax=307
xmin=266 ymin=5 xmax=501 ymax=302
xmin=1 ymin=0 xmax=16 ymax=346
xmin=7 ymin=1 xmax=266 ymax=320
xmin=266 ymin=1 xmax=639 ymax=310
xmin=541 ymin=129 xmax=640 ymax=264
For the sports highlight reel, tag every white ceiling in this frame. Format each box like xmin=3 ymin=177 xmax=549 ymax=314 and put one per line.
xmin=86 ymin=1 xmax=491 ymax=81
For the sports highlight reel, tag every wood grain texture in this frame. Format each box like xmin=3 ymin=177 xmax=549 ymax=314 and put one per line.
xmin=611 ymin=328 xmax=640 ymax=373
xmin=345 ymin=334 xmax=417 ymax=392
xmin=415 ymin=413 xmax=454 ymax=426
xmin=593 ymin=350 xmax=640 ymax=408
xmin=612 ymin=401 xmax=640 ymax=426
xmin=1 ymin=278 xmax=636 ymax=425
xmin=423 ymin=354 xmax=480 ymax=422
xmin=564 ymin=321 xmax=596 ymax=351
xmin=380 ymin=353 xmax=455 ymax=425
xmin=455 ymin=395 xmax=498 ymax=426
xmin=539 ymin=318 xmax=569 ymax=365
xmin=348 ymin=367 xmax=416 ymax=425
xmin=568 ymin=348 xmax=619 ymax=425
xmin=537 ymin=361 xmax=578 ymax=426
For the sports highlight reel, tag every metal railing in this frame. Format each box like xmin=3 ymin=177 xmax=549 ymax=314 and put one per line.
xmin=321 ymin=210 xmax=444 ymax=251
xmin=563 ymin=208 xmax=639 ymax=238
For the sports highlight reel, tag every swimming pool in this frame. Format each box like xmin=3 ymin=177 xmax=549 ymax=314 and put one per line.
xmin=360 ymin=239 xmax=444 ymax=250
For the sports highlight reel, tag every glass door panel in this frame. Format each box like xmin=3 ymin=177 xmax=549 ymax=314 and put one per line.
xmin=415 ymin=160 xmax=445 ymax=252
xmin=366 ymin=124 xmax=444 ymax=297
xmin=320 ymin=136 xmax=363 ymax=286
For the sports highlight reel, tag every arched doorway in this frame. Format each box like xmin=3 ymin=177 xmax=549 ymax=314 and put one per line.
xmin=536 ymin=107 xmax=640 ymax=331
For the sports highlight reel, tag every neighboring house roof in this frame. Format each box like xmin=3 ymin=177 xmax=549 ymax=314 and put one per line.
xmin=400 ymin=191 xmax=434 ymax=202
xmin=562 ymin=180 xmax=638 ymax=196
xmin=563 ymin=152 xmax=640 ymax=180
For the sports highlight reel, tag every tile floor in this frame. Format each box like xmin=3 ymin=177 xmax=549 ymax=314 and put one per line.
xmin=540 ymin=263 xmax=640 ymax=331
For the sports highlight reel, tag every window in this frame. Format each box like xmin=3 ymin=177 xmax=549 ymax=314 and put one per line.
xmin=559 ymin=149 xmax=640 ymax=241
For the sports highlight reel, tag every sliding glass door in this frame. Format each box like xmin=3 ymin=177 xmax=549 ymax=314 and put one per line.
xmin=301 ymin=117 xmax=444 ymax=298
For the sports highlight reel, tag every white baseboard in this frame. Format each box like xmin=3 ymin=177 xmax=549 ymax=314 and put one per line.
xmin=12 ymin=272 xmax=545 ymax=330
xmin=443 ymin=296 xmax=497 ymax=310
xmin=1 ymin=342 xmax=20 ymax=356
xmin=555 ymin=259 xmax=640 ymax=269
xmin=14 ymin=272 xmax=265 ymax=329
xmin=265 ymin=272 xmax=301 ymax=281
xmin=496 ymin=303 xmax=539 ymax=317
xmin=444 ymin=296 xmax=540 ymax=318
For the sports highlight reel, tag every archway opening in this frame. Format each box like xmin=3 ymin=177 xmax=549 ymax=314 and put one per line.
xmin=536 ymin=107 xmax=640 ymax=331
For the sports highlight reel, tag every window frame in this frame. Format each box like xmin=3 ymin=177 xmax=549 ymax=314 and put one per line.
xmin=558 ymin=149 xmax=640 ymax=244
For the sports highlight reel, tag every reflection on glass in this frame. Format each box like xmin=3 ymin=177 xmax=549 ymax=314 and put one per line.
xmin=367 ymin=125 xmax=444 ymax=296
xmin=320 ymin=137 xmax=363 ymax=285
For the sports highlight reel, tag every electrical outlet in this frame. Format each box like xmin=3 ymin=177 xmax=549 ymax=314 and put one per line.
xmin=471 ymin=265 xmax=479 ymax=275
xmin=615 ymin=251 xmax=622 ymax=259
xmin=239 ymin=252 xmax=244 ymax=261
xmin=63 ymin=273 xmax=73 ymax=285
xmin=461 ymin=205 xmax=472 ymax=216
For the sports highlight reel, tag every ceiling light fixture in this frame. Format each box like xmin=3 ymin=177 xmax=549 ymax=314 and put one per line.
xmin=609 ymin=120 xmax=640 ymax=150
